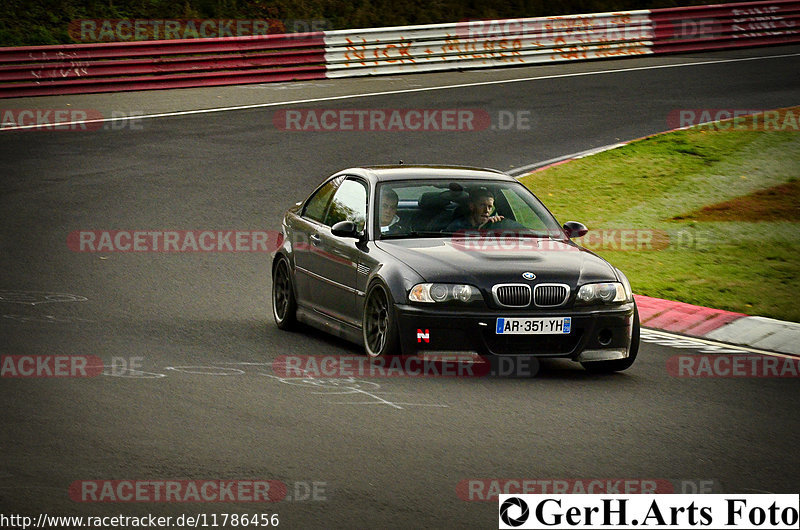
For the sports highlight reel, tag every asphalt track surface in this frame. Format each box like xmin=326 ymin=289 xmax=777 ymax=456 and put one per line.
xmin=1 ymin=46 xmax=799 ymax=528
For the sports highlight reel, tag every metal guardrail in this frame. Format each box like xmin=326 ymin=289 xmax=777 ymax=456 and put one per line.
xmin=323 ymin=11 xmax=654 ymax=77
xmin=651 ymin=1 xmax=800 ymax=52
xmin=0 ymin=1 xmax=798 ymax=98
xmin=0 ymin=34 xmax=327 ymax=97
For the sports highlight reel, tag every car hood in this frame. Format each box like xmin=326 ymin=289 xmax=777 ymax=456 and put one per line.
xmin=374 ymin=237 xmax=618 ymax=287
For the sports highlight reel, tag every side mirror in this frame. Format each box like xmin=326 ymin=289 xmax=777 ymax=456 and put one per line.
xmin=331 ymin=220 xmax=362 ymax=239
xmin=563 ymin=221 xmax=588 ymax=238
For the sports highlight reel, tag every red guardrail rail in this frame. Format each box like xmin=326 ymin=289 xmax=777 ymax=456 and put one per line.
xmin=0 ymin=33 xmax=326 ymax=98
xmin=0 ymin=1 xmax=797 ymax=98
xmin=651 ymin=0 xmax=800 ymax=53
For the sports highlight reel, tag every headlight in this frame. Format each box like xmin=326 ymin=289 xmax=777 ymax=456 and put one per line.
xmin=575 ymin=282 xmax=630 ymax=305
xmin=408 ymin=283 xmax=483 ymax=304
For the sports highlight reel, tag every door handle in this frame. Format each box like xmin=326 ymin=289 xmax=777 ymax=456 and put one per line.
xmin=310 ymin=234 xmax=322 ymax=246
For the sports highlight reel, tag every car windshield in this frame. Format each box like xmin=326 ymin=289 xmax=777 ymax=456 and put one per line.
xmin=376 ymin=179 xmax=565 ymax=240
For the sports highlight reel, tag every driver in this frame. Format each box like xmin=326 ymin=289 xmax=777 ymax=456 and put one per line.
xmin=379 ymin=188 xmax=405 ymax=234
xmin=447 ymin=187 xmax=504 ymax=230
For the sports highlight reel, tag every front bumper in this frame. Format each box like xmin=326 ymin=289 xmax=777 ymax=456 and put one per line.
xmin=395 ymin=302 xmax=635 ymax=360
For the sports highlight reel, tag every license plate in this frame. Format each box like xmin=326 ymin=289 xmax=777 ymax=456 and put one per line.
xmin=496 ymin=317 xmax=571 ymax=335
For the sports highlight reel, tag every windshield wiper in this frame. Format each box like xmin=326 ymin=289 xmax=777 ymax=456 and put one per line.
xmin=380 ymin=230 xmax=446 ymax=239
xmin=451 ymin=229 xmax=548 ymax=238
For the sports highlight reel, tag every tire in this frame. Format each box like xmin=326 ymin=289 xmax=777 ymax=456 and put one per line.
xmin=272 ymin=257 xmax=297 ymax=331
xmin=362 ymin=282 xmax=400 ymax=358
xmin=581 ymin=303 xmax=640 ymax=373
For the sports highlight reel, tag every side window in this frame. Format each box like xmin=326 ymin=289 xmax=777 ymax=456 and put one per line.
xmin=323 ymin=178 xmax=368 ymax=230
xmin=303 ymin=176 xmax=342 ymax=223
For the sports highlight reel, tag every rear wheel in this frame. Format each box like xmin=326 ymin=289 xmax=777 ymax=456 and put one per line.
xmin=581 ymin=304 xmax=640 ymax=373
xmin=363 ymin=282 xmax=400 ymax=357
xmin=272 ymin=258 xmax=297 ymax=330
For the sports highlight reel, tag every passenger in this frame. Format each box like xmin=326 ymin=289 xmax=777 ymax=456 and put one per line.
xmin=446 ymin=187 xmax=504 ymax=230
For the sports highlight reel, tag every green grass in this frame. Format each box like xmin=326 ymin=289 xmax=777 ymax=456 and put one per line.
xmin=519 ymin=116 xmax=800 ymax=322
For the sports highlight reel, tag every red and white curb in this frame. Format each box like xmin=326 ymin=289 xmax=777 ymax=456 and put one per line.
xmin=636 ymin=295 xmax=800 ymax=356
xmin=634 ymin=295 xmax=745 ymax=336
xmin=705 ymin=316 xmax=800 ymax=356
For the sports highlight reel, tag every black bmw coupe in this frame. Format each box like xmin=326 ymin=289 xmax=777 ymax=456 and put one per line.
xmin=272 ymin=165 xmax=640 ymax=373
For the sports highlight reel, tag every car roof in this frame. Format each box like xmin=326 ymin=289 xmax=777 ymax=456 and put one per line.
xmin=342 ymin=165 xmax=516 ymax=183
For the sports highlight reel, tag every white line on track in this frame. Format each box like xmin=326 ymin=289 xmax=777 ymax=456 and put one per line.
xmin=2 ymin=51 xmax=798 ymax=132
xmin=508 ymin=143 xmax=628 ymax=175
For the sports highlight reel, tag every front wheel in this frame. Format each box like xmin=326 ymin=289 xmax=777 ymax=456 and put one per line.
xmin=362 ymin=282 xmax=400 ymax=357
xmin=272 ymin=258 xmax=297 ymax=331
xmin=581 ymin=304 xmax=640 ymax=373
